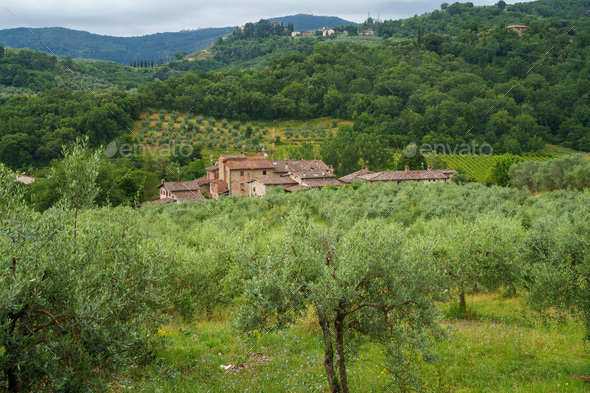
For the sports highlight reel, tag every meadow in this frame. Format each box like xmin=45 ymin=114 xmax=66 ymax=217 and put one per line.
xmin=115 ymin=293 xmax=590 ymax=392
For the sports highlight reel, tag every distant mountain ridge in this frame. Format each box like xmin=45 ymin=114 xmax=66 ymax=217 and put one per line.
xmin=0 ymin=14 xmax=356 ymax=64
xmin=268 ymin=14 xmax=357 ymax=31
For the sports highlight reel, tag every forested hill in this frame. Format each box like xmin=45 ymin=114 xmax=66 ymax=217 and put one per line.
xmin=0 ymin=15 xmax=355 ymax=65
xmin=374 ymin=0 xmax=590 ymax=38
xmin=0 ymin=26 xmax=235 ymax=65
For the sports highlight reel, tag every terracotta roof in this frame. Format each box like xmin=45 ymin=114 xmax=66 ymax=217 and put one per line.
xmin=157 ymin=180 xmax=201 ymax=192
xmin=205 ymin=164 xmax=218 ymax=171
xmin=441 ymin=170 xmax=458 ymax=178
xmin=358 ymin=172 xmax=380 ymax=181
xmin=172 ymin=190 xmax=206 ymax=202
xmin=506 ymin=25 xmax=528 ymax=28
xmin=219 ymin=154 xmax=247 ymax=160
xmin=339 ymin=168 xmax=376 ymax=184
xmin=284 ymin=184 xmax=310 ymax=192
xmin=195 ymin=176 xmax=211 ymax=186
xmin=360 ymin=169 xmax=453 ymax=182
xmin=272 ymin=159 xmax=334 ymax=178
xmin=140 ymin=197 xmax=175 ymax=207
xmin=302 ymin=178 xmax=344 ymax=188
xmin=254 ymin=176 xmax=298 ymax=185
xmin=225 ymin=159 xmax=275 ymax=170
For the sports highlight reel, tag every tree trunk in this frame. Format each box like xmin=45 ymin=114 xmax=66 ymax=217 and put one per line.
xmin=6 ymin=363 xmax=20 ymax=393
xmin=334 ymin=314 xmax=349 ymax=393
xmin=316 ymin=306 xmax=339 ymax=393
xmin=4 ymin=315 xmax=20 ymax=392
xmin=459 ymin=291 xmax=466 ymax=315
xmin=205 ymin=304 xmax=213 ymax=321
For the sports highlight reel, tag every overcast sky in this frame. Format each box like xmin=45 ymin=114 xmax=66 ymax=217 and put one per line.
xmin=1 ymin=0 xmax=533 ymax=37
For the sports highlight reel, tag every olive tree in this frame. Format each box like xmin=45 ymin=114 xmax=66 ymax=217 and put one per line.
xmin=0 ymin=148 xmax=180 ymax=391
xmin=429 ymin=214 xmax=524 ymax=315
xmin=236 ymin=212 xmax=447 ymax=393
xmin=524 ymin=200 xmax=590 ymax=337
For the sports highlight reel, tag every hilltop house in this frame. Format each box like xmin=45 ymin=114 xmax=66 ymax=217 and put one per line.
xmin=319 ymin=27 xmax=335 ymax=36
xmin=358 ymin=166 xmax=456 ymax=184
xmin=506 ymin=25 xmax=528 ymax=36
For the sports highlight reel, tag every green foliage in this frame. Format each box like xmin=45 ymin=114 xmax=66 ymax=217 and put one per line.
xmin=58 ymin=137 xmax=101 ymax=211
xmin=487 ymin=154 xmax=524 ymax=186
xmin=510 ymin=155 xmax=590 ymax=192
xmin=0 ymin=162 xmax=183 ymax=392
xmin=321 ymin=125 xmax=391 ymax=176
xmin=236 ymin=210 xmax=447 ymax=392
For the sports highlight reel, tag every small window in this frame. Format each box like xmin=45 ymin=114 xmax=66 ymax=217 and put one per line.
xmin=240 ymin=183 xmax=245 ymax=191
xmin=240 ymin=170 xmax=244 ymax=176
xmin=263 ymin=170 xmax=267 ymax=175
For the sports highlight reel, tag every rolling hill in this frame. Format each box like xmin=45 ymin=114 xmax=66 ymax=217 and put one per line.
xmin=0 ymin=14 xmax=356 ymax=65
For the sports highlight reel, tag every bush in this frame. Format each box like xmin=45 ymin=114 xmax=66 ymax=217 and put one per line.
xmin=0 ymin=149 xmax=184 ymax=392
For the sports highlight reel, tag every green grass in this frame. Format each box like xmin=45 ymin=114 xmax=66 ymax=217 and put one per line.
xmin=111 ymin=293 xmax=590 ymax=392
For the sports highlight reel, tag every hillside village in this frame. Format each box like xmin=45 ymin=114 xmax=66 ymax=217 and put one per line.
xmin=145 ymin=153 xmax=457 ymax=205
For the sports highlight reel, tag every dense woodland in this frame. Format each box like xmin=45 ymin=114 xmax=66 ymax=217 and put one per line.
xmin=0 ymin=0 xmax=588 ymax=174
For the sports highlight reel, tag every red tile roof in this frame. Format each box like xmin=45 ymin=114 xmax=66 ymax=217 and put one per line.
xmin=254 ymin=176 xmax=298 ymax=185
xmin=225 ymin=159 xmax=275 ymax=170
xmin=302 ymin=178 xmax=344 ymax=187
xmin=205 ymin=164 xmax=218 ymax=171
xmin=195 ymin=176 xmax=211 ymax=187
xmin=272 ymin=159 xmax=334 ymax=178
xmin=339 ymin=168 xmax=376 ymax=184
xmin=359 ymin=169 xmax=456 ymax=182
xmin=158 ymin=180 xmax=201 ymax=192
xmin=172 ymin=190 xmax=206 ymax=202
xmin=284 ymin=184 xmax=310 ymax=192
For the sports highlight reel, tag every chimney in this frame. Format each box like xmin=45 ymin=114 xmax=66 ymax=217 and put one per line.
xmin=405 ymin=166 xmax=410 ymax=174
xmin=161 ymin=179 xmax=165 ymax=184
xmin=302 ymin=157 xmax=305 ymax=161
xmin=427 ymin=166 xmax=432 ymax=171
xmin=365 ymin=165 xmax=369 ymax=171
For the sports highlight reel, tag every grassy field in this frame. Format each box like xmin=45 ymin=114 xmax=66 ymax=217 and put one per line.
xmin=111 ymin=293 xmax=590 ymax=392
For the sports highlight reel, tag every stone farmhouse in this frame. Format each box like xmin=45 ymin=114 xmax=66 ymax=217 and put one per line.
xmin=141 ymin=155 xmax=458 ymax=206
xmin=142 ymin=180 xmax=206 ymax=206
xmin=201 ymin=153 xmax=343 ymax=199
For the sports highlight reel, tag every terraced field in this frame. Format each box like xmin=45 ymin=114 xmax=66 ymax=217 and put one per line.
xmin=133 ymin=110 xmax=341 ymax=159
